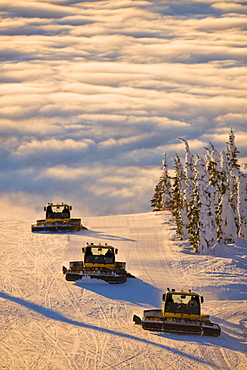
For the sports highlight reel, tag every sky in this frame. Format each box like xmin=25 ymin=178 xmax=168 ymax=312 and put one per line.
xmin=0 ymin=0 xmax=247 ymax=220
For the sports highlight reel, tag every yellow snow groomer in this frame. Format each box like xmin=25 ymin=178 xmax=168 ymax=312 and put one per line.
xmin=31 ymin=203 xmax=87 ymax=232
xmin=63 ymin=243 xmax=135 ymax=284
xmin=133 ymin=288 xmax=221 ymax=336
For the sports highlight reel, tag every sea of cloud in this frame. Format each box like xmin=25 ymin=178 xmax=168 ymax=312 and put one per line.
xmin=0 ymin=0 xmax=246 ymax=220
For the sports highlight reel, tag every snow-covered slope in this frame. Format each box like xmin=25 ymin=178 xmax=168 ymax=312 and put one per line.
xmin=1 ymin=212 xmax=246 ymax=369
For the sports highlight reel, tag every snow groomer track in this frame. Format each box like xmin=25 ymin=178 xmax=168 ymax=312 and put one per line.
xmin=1 ymin=211 xmax=246 ymax=369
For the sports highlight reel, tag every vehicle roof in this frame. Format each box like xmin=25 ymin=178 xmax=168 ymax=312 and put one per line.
xmin=86 ymin=244 xmax=113 ymax=248
xmin=167 ymin=290 xmax=200 ymax=296
xmin=46 ymin=203 xmax=69 ymax=206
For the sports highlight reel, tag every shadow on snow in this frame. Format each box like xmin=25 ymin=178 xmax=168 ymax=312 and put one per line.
xmin=82 ymin=228 xmax=136 ymax=243
xmin=35 ymin=228 xmax=136 ymax=243
xmin=75 ymin=277 xmax=162 ymax=308
xmin=0 ymin=291 xmax=222 ymax=366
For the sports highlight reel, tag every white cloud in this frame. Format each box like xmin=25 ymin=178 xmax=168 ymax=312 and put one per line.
xmin=0 ymin=0 xmax=246 ymax=218
xmin=14 ymin=138 xmax=95 ymax=156
xmin=212 ymin=2 xmax=247 ymax=14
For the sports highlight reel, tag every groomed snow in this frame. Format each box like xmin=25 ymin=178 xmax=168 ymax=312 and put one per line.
xmin=0 ymin=211 xmax=246 ymax=369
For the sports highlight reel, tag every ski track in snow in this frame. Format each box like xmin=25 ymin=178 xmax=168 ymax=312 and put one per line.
xmin=0 ymin=212 xmax=246 ymax=369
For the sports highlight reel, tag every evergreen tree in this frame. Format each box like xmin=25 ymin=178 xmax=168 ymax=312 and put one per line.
xmin=150 ymin=178 xmax=164 ymax=212
xmin=162 ymin=153 xmax=173 ymax=210
xmin=195 ymin=157 xmax=217 ymax=252
xmin=227 ymin=128 xmax=240 ymax=230
xmin=205 ymin=147 xmax=229 ymax=236
xmin=231 ymin=169 xmax=247 ymax=240
xmin=179 ymin=138 xmax=195 ymax=196
xmin=179 ymin=138 xmax=195 ymax=240
xmin=220 ymin=151 xmax=229 ymax=196
xmin=171 ymin=154 xmax=189 ymax=239
xmin=187 ymin=184 xmax=200 ymax=252
xmin=217 ymin=193 xmax=237 ymax=243
xmin=151 ymin=130 xmax=246 ymax=252
xmin=150 ymin=154 xmax=172 ymax=211
xmin=205 ymin=146 xmax=224 ymax=204
xmin=215 ymin=151 xmax=233 ymax=241
xmin=227 ymin=128 xmax=240 ymax=171
xmin=237 ymin=171 xmax=247 ymax=239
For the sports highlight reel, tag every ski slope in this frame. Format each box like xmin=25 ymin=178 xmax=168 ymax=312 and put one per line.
xmin=1 ymin=211 xmax=246 ymax=369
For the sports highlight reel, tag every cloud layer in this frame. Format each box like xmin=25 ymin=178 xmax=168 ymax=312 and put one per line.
xmin=0 ymin=0 xmax=246 ymax=220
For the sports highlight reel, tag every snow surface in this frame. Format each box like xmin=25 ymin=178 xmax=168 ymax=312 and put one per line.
xmin=0 ymin=211 xmax=247 ymax=369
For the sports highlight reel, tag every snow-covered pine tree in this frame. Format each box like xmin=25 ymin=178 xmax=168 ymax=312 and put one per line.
xmin=150 ymin=178 xmax=164 ymax=212
xmin=227 ymin=129 xmax=240 ymax=231
xmin=205 ymin=146 xmax=229 ymax=230
xmin=217 ymin=193 xmax=237 ymax=243
xmin=150 ymin=154 xmax=173 ymax=212
xmin=227 ymin=128 xmax=240 ymax=171
xmin=214 ymin=150 xmax=236 ymax=242
xmin=171 ymin=154 xmax=189 ymax=239
xmin=179 ymin=138 xmax=195 ymax=195
xmin=194 ymin=157 xmax=217 ymax=253
xmin=220 ymin=151 xmax=229 ymax=197
xmin=231 ymin=168 xmax=247 ymax=240
xmin=162 ymin=153 xmax=173 ymax=210
xmin=187 ymin=182 xmax=200 ymax=252
xmin=237 ymin=171 xmax=247 ymax=239
xmin=179 ymin=138 xmax=195 ymax=240
xmin=205 ymin=145 xmax=223 ymax=205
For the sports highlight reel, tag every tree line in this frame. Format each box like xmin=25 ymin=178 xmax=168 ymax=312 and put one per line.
xmin=150 ymin=129 xmax=247 ymax=252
